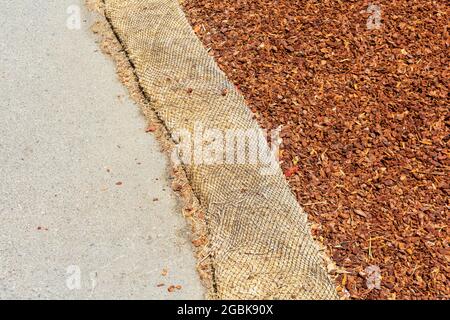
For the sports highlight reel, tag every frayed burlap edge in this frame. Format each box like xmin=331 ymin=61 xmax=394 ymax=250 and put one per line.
xmin=86 ymin=0 xmax=215 ymax=298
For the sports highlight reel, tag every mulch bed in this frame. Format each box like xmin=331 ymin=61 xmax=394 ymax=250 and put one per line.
xmin=182 ymin=0 xmax=449 ymax=299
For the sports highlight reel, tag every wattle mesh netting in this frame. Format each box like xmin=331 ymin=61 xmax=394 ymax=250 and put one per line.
xmin=101 ymin=0 xmax=338 ymax=299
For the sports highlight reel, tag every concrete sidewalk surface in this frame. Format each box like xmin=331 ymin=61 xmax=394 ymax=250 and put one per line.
xmin=0 ymin=0 xmax=204 ymax=299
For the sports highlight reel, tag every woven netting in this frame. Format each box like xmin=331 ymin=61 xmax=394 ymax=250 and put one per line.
xmin=103 ymin=0 xmax=338 ymax=299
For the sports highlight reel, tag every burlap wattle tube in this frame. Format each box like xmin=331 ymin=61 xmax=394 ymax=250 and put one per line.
xmin=103 ymin=0 xmax=337 ymax=299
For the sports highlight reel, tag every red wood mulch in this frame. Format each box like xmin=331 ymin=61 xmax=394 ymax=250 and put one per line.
xmin=182 ymin=0 xmax=449 ymax=299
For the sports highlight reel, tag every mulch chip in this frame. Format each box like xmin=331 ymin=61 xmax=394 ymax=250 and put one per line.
xmin=183 ymin=0 xmax=449 ymax=299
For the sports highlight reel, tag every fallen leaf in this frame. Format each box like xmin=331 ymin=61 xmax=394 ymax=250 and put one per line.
xmin=167 ymin=285 xmax=176 ymax=293
xmin=284 ymin=165 xmax=299 ymax=177
xmin=354 ymin=209 xmax=367 ymax=218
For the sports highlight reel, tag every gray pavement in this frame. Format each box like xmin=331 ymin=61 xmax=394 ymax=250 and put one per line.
xmin=0 ymin=0 xmax=204 ymax=299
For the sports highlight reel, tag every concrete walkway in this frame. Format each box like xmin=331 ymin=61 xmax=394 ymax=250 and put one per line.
xmin=0 ymin=0 xmax=204 ymax=299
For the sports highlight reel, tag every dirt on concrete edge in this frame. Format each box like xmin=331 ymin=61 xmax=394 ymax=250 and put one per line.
xmin=85 ymin=0 xmax=215 ymax=299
